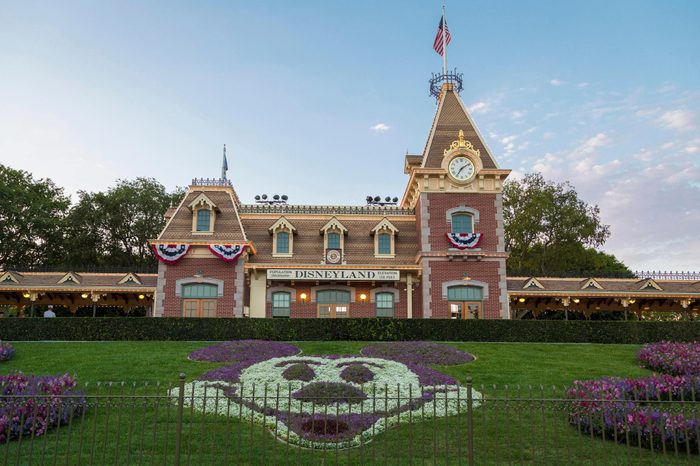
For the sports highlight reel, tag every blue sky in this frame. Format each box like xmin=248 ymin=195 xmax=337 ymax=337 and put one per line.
xmin=1 ymin=1 xmax=699 ymax=270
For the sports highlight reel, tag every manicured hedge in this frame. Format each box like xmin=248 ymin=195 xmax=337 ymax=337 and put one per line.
xmin=1 ymin=318 xmax=699 ymax=343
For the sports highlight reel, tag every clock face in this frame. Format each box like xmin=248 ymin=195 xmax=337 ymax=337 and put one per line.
xmin=326 ymin=249 xmax=341 ymax=264
xmin=448 ymin=156 xmax=475 ymax=181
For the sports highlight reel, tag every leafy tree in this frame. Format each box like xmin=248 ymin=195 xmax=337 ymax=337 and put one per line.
xmin=0 ymin=164 xmax=70 ymax=267
xmin=64 ymin=178 xmax=184 ymax=268
xmin=503 ymin=173 xmax=631 ymax=276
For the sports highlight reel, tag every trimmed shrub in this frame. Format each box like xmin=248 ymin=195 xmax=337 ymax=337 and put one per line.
xmin=0 ymin=318 xmax=699 ymax=343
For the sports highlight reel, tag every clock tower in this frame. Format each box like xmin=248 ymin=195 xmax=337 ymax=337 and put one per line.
xmin=402 ymin=73 xmax=511 ymax=319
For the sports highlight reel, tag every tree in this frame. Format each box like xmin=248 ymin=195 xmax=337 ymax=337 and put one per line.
xmin=503 ymin=173 xmax=630 ymax=276
xmin=64 ymin=178 xmax=184 ymax=268
xmin=0 ymin=164 xmax=70 ymax=267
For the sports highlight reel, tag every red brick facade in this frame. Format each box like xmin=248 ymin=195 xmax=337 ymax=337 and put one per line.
xmin=160 ymin=256 xmax=239 ymax=318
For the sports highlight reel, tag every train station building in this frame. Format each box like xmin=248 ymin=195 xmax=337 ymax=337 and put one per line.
xmin=1 ymin=77 xmax=698 ymax=319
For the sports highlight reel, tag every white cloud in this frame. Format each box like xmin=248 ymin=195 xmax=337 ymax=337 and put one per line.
xmin=370 ymin=123 xmax=390 ymax=133
xmin=500 ymin=135 xmax=517 ymax=145
xmin=468 ymin=101 xmax=490 ymax=114
xmin=685 ymin=145 xmax=699 ymax=154
xmin=635 ymin=107 xmax=660 ymax=117
xmin=572 ymin=133 xmax=609 ymax=157
xmin=658 ymin=110 xmax=695 ymax=131
xmin=577 ymin=82 xmax=589 ymax=89
xmin=549 ymin=79 xmax=565 ymax=86
xmin=511 ymin=111 xmax=525 ymax=119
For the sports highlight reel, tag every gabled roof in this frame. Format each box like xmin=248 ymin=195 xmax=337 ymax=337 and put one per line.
xmin=187 ymin=192 xmax=218 ymax=211
xmin=268 ymin=216 xmax=297 ymax=233
xmin=118 ymin=273 xmax=142 ymax=285
xmin=320 ymin=217 xmax=348 ymax=234
xmin=57 ymin=272 xmax=82 ymax=285
xmin=155 ymin=186 xmax=248 ymax=243
xmin=580 ymin=278 xmax=604 ymax=290
xmin=0 ymin=271 xmax=21 ymax=284
xmin=371 ymin=218 xmax=399 ymax=235
xmin=638 ymin=278 xmax=663 ymax=291
xmin=420 ymin=84 xmax=498 ymax=170
xmin=523 ymin=277 xmax=544 ymax=290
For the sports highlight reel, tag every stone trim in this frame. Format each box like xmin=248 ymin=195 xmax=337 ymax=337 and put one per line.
xmin=310 ymin=285 xmax=357 ymax=303
xmin=369 ymin=287 xmax=401 ymax=304
xmin=422 ymin=259 xmax=432 ymax=318
xmin=498 ymin=258 xmax=510 ymax=319
xmin=175 ymin=277 xmax=225 ymax=297
xmin=495 ymin=193 xmax=506 ymax=253
xmin=440 ymin=280 xmax=490 ymax=300
xmin=267 ymin=286 xmax=297 ymax=303
xmin=239 ymin=204 xmax=414 ymax=215
xmin=420 ymin=193 xmax=431 ymax=252
xmin=445 ymin=205 xmax=481 ymax=226
xmin=155 ymin=263 xmax=167 ymax=317
xmin=234 ymin=257 xmax=245 ymax=317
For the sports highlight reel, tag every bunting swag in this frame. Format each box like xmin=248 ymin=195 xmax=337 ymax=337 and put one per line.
xmin=209 ymin=244 xmax=246 ymax=263
xmin=153 ymin=244 xmax=190 ymax=264
xmin=446 ymin=232 xmax=482 ymax=249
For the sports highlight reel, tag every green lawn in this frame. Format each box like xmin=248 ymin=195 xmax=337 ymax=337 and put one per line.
xmin=0 ymin=341 xmax=695 ymax=465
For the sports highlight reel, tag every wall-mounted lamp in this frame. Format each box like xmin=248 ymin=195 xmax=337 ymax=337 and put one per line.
xmin=22 ymin=292 xmax=30 ymax=298
xmin=360 ymin=293 xmax=367 ymax=304
xmin=628 ymin=298 xmax=636 ymax=304
xmin=138 ymin=294 xmax=146 ymax=300
xmin=517 ymin=297 xmax=526 ymax=303
xmin=81 ymin=293 xmax=89 ymax=299
xmin=572 ymin=298 xmax=580 ymax=304
xmin=300 ymin=293 xmax=307 ymax=304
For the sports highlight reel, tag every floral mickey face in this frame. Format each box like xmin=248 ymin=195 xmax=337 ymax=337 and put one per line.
xmin=182 ymin=341 xmax=478 ymax=449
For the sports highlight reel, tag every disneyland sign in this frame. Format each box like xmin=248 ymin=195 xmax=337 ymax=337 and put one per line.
xmin=266 ymin=269 xmax=400 ymax=281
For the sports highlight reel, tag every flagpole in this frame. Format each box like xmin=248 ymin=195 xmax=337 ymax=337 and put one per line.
xmin=221 ymin=144 xmax=227 ymax=180
xmin=442 ymin=2 xmax=447 ymax=76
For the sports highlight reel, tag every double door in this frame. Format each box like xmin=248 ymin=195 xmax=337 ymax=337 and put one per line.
xmin=449 ymin=301 xmax=482 ymax=320
xmin=183 ymin=299 xmax=217 ymax=317
xmin=318 ymin=304 xmax=349 ymax=318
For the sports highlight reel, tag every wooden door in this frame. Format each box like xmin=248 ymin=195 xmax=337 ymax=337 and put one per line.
xmin=183 ymin=299 xmax=217 ymax=317
xmin=317 ymin=304 xmax=349 ymax=318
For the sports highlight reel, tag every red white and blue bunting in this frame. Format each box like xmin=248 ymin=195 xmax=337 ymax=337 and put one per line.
xmin=152 ymin=244 xmax=190 ymax=264
xmin=446 ymin=232 xmax=483 ymax=249
xmin=209 ymin=244 xmax=246 ymax=263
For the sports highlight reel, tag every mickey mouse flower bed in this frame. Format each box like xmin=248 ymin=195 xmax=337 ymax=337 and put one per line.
xmin=0 ymin=373 xmax=88 ymax=444
xmin=566 ymin=341 xmax=700 ymax=454
xmin=177 ymin=340 xmax=480 ymax=449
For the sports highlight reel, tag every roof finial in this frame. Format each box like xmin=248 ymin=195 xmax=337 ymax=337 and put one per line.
xmin=221 ymin=144 xmax=229 ymax=180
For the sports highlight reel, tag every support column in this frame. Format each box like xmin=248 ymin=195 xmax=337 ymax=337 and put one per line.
xmin=406 ymin=274 xmax=413 ymax=319
xmin=249 ymin=271 xmax=267 ymax=318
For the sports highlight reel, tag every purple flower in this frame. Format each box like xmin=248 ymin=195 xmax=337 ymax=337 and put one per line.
xmin=0 ymin=343 xmax=14 ymax=362
xmin=638 ymin=341 xmax=700 ymax=376
xmin=361 ymin=342 xmax=474 ymax=366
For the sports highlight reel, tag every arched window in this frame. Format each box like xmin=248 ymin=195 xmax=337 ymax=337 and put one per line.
xmin=327 ymin=232 xmax=341 ymax=249
xmin=272 ymin=291 xmax=291 ymax=318
xmin=196 ymin=209 xmax=211 ymax=232
xmin=276 ymin=231 xmax=289 ymax=254
xmin=375 ymin=292 xmax=394 ymax=318
xmin=377 ymin=233 xmax=392 ymax=255
xmin=451 ymin=213 xmax=473 ymax=234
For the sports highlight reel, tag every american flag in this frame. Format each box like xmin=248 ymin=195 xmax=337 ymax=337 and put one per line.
xmin=433 ymin=16 xmax=451 ymax=56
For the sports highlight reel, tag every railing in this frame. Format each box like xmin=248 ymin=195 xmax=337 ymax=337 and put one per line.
xmin=2 ymin=376 xmax=698 ymax=465
xmin=191 ymin=177 xmax=232 ymax=187
xmin=509 ymin=270 xmax=700 ymax=280
xmin=239 ymin=204 xmax=415 ymax=215
xmin=635 ymin=270 xmax=700 ymax=281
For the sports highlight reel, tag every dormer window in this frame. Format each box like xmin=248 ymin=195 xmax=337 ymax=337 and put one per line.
xmin=327 ymin=232 xmax=341 ymax=249
xmin=188 ymin=193 xmax=218 ymax=234
xmin=320 ymin=218 xmax=348 ymax=263
xmin=196 ymin=209 xmax=211 ymax=232
xmin=371 ymin=218 xmax=398 ymax=258
xmin=269 ymin=217 xmax=296 ymax=257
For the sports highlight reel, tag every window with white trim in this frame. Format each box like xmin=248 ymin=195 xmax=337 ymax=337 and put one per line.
xmin=272 ymin=291 xmax=291 ymax=318
xmin=375 ymin=292 xmax=394 ymax=318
